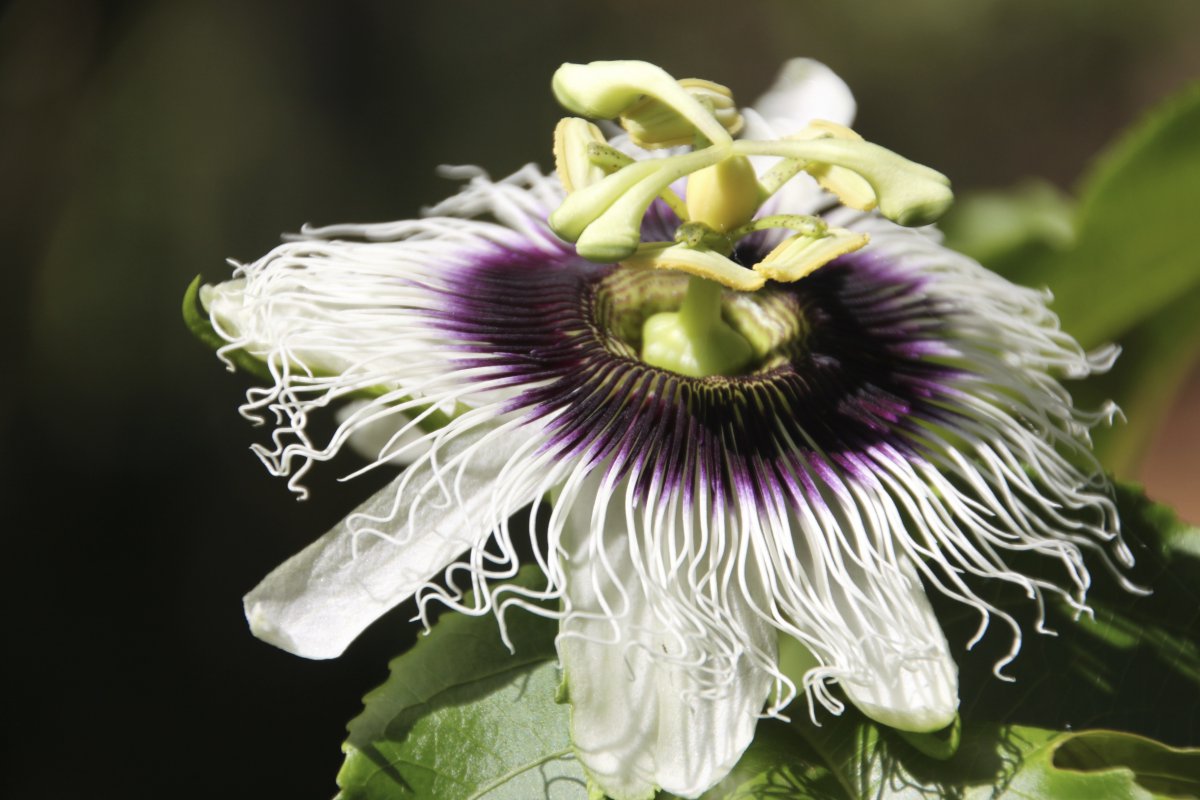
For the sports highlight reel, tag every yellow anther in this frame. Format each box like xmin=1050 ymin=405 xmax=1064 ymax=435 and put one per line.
xmin=553 ymin=117 xmax=609 ymax=192
xmin=623 ymin=242 xmax=765 ymax=292
xmin=620 ymin=78 xmax=744 ymax=149
xmin=753 ymin=227 xmax=870 ymax=283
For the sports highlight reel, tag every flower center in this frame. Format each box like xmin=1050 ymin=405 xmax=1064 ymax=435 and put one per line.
xmin=590 ymin=266 xmax=807 ymax=377
xmin=548 ymin=59 xmax=954 ymax=378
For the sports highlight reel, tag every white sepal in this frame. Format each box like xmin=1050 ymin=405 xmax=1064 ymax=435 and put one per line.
xmin=243 ymin=423 xmax=540 ymax=659
xmin=557 ymin=475 xmax=775 ymax=799
xmin=832 ymin=556 xmax=959 ymax=733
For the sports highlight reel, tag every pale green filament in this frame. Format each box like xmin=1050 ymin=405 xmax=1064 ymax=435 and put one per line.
xmin=553 ymin=118 xmax=610 ymax=192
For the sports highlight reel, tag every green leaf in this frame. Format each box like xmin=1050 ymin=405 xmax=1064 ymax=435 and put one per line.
xmin=939 ymin=179 xmax=1076 ymax=276
xmin=1077 ymin=285 xmax=1200 ymax=475
xmin=336 ymin=569 xmax=587 ymax=799
xmin=894 ymin=715 xmax=961 ymax=762
xmin=339 ymin=487 xmax=1200 ymax=799
xmin=1015 ymin=82 xmax=1200 ymax=348
xmin=807 ymin=717 xmax=1200 ymax=800
xmin=691 ymin=721 xmax=842 ymax=800
xmin=1071 ymin=85 xmax=1200 ymax=471
xmin=943 ymin=84 xmax=1200 ymax=476
xmin=680 ymin=713 xmax=1200 ymax=799
xmin=943 ymin=82 xmax=1200 ymax=349
xmin=1054 ymin=731 xmax=1200 ymax=798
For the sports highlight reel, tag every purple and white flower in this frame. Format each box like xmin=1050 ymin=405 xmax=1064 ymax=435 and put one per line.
xmin=200 ymin=59 xmax=1133 ymax=799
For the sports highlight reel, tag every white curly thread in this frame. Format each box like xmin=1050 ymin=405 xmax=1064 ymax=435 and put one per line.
xmin=210 ymin=163 xmax=1132 ymax=726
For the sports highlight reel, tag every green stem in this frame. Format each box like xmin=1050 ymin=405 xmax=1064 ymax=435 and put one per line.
xmin=679 ymin=275 xmax=724 ymax=338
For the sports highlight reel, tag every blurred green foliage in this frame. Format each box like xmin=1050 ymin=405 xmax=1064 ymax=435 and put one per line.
xmin=943 ymin=81 xmax=1200 ymax=476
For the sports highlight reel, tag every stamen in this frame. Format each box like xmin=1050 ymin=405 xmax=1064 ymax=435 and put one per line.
xmin=623 ymin=242 xmax=764 ymax=292
xmin=753 ymin=227 xmax=870 ymax=283
xmin=548 ymin=59 xmax=953 ymax=306
xmin=753 ymin=121 xmax=878 ymax=212
xmin=620 ymin=77 xmax=744 ymax=149
xmin=553 ymin=117 xmax=609 ymax=192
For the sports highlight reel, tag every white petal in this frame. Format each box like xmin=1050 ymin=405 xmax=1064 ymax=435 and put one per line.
xmin=243 ymin=424 xmax=541 ymax=659
xmin=741 ymin=58 xmax=856 ymax=140
xmin=556 ymin=477 xmax=774 ymax=799
xmin=830 ymin=556 xmax=959 ymax=732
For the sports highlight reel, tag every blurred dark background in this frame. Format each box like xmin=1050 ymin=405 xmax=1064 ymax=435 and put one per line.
xmin=4 ymin=1 xmax=1199 ymax=797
